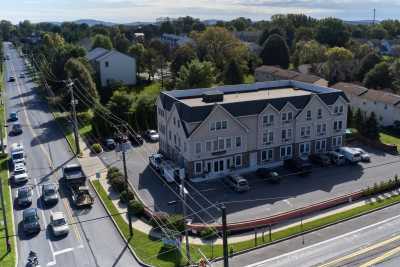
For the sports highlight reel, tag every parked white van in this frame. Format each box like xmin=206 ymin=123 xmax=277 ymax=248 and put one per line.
xmin=10 ymin=143 xmax=25 ymax=165
xmin=336 ymin=147 xmax=361 ymax=163
xmin=160 ymin=161 xmax=185 ymax=183
xmin=327 ymin=151 xmax=345 ymax=166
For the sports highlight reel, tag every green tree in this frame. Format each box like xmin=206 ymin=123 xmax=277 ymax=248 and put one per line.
xmin=364 ymin=112 xmax=380 ymax=140
xmin=354 ymin=108 xmax=364 ymax=133
xmin=347 ymin=106 xmax=354 ymax=128
xmin=390 ymin=59 xmax=400 ymax=92
xmin=128 ymin=43 xmax=146 ymax=73
xmin=223 ymin=59 xmax=244 ymax=85
xmin=357 ymin=52 xmax=381 ymax=81
xmin=170 ymin=44 xmax=196 ymax=77
xmin=92 ymin=34 xmax=113 ymax=50
xmin=322 ymin=47 xmax=354 ymax=84
xmin=64 ymin=57 xmax=98 ymax=110
xmin=176 ymin=59 xmax=215 ymax=89
xmin=258 ymin=27 xmax=286 ymax=46
xmin=294 ymin=27 xmax=315 ymax=43
xmin=230 ymin=17 xmax=252 ymax=31
xmin=114 ymin=34 xmax=130 ymax=53
xmin=106 ymin=89 xmax=134 ymax=122
xmin=293 ymin=40 xmax=327 ymax=67
xmin=316 ymin=18 xmax=350 ymax=47
xmin=193 ymin=26 xmax=249 ymax=74
xmin=368 ymin=25 xmax=388 ymax=40
xmin=363 ymin=62 xmax=393 ymax=89
xmin=260 ymin=34 xmax=290 ymax=69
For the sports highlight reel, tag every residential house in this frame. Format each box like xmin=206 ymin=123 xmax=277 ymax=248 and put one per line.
xmin=86 ymin=48 xmax=137 ymax=87
xmin=255 ymin=65 xmax=329 ymax=87
xmin=157 ymin=80 xmax=348 ymax=180
xmin=332 ymin=82 xmax=400 ymax=126
xmin=160 ymin=33 xmax=193 ymax=49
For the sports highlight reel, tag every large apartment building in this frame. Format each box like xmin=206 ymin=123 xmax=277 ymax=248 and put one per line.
xmin=156 ymin=80 xmax=349 ymax=180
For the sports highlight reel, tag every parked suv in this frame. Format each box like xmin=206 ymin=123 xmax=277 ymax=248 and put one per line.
xmin=285 ymin=158 xmax=312 ymax=175
xmin=309 ymin=153 xmax=331 ymax=166
xmin=224 ymin=174 xmax=250 ymax=192
xmin=144 ymin=130 xmax=159 ymax=142
xmin=16 ymin=186 xmax=33 ymax=206
xmin=42 ymin=183 xmax=59 ymax=205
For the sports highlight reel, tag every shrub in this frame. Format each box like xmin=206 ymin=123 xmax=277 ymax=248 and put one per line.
xmin=91 ymin=143 xmax=103 ymax=154
xmin=120 ymin=189 xmax=135 ymax=203
xmin=110 ymin=176 xmax=126 ymax=193
xmin=166 ymin=214 xmax=185 ymax=233
xmin=128 ymin=199 xmax=145 ymax=217
xmin=107 ymin=167 xmax=121 ymax=180
xmin=150 ymin=212 xmax=170 ymax=228
xmin=199 ymin=227 xmax=218 ymax=240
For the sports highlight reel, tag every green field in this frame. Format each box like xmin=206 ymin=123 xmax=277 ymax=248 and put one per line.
xmin=380 ymin=129 xmax=400 ymax=149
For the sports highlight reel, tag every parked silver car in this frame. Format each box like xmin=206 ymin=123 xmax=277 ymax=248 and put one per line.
xmin=224 ymin=174 xmax=250 ymax=192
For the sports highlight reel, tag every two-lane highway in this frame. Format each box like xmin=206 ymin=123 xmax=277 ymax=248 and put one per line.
xmin=3 ymin=42 xmax=140 ymax=267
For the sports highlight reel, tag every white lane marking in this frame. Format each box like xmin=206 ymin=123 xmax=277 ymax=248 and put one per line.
xmin=54 ymin=247 xmax=74 ymax=256
xmin=246 ymin=212 xmax=400 ymax=267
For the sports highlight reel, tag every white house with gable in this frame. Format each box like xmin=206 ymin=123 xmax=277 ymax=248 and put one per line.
xmin=86 ymin=47 xmax=137 ymax=87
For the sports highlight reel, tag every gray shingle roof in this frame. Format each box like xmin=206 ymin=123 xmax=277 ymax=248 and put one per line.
xmin=160 ymin=81 xmax=348 ymax=126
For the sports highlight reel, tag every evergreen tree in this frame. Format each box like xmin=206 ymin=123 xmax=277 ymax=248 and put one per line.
xmin=354 ymin=108 xmax=364 ymax=133
xmin=260 ymin=34 xmax=290 ymax=69
xmin=357 ymin=52 xmax=381 ymax=81
xmin=347 ymin=106 xmax=354 ymax=128
xmin=364 ymin=112 xmax=380 ymax=140
xmin=223 ymin=59 xmax=244 ymax=85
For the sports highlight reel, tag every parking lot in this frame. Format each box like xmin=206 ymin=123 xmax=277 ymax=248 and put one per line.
xmin=100 ymin=141 xmax=400 ymax=224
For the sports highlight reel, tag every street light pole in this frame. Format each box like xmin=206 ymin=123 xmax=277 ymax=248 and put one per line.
xmin=67 ymin=79 xmax=80 ymax=155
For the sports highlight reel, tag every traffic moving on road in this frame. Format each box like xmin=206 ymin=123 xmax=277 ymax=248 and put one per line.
xmin=3 ymin=43 xmax=139 ymax=267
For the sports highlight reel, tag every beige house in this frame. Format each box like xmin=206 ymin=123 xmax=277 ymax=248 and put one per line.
xmin=255 ymin=65 xmax=329 ymax=87
xmin=157 ymin=80 xmax=348 ymax=180
xmin=332 ymin=82 xmax=400 ymax=127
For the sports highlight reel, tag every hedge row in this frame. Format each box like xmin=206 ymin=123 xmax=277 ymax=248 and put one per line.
xmin=362 ymin=175 xmax=400 ymax=197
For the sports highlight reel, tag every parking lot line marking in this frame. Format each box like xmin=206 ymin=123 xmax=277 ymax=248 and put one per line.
xmin=54 ymin=247 xmax=74 ymax=256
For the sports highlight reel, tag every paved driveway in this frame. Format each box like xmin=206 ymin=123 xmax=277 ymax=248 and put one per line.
xmin=100 ymin=141 xmax=400 ymax=224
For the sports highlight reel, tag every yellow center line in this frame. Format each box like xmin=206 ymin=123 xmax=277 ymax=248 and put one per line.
xmin=319 ymin=234 xmax=400 ymax=267
xmin=9 ymin=59 xmax=82 ymax=243
xmin=359 ymin=246 xmax=400 ymax=267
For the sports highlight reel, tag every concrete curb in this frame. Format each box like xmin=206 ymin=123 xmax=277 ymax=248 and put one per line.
xmin=90 ymin=180 xmax=153 ymax=267
xmin=212 ymin=192 xmax=400 ymax=263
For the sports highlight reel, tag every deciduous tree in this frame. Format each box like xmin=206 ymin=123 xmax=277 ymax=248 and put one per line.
xmin=176 ymin=59 xmax=215 ymax=89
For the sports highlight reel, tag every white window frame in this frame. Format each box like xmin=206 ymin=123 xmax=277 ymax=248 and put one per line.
xmin=226 ymin=138 xmax=232 ymax=149
xmin=206 ymin=141 xmax=212 ymax=152
xmin=218 ymin=138 xmax=225 ymax=151
xmin=317 ymin=108 xmax=322 ymax=119
xmin=234 ymin=155 xmax=242 ymax=167
xmin=332 ymin=136 xmax=343 ymax=148
xmin=221 ymin=120 xmax=227 ymax=129
xmin=210 ymin=122 xmax=215 ymax=131
xmin=280 ymin=145 xmax=293 ymax=159
xmin=299 ymin=142 xmax=311 ymax=155
xmin=306 ymin=110 xmax=312 ymax=120
xmin=236 ymin=136 xmax=242 ymax=148
xmin=315 ymin=139 xmax=326 ymax=152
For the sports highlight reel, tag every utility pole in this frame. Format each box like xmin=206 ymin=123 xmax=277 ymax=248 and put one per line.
xmin=119 ymin=130 xmax=133 ymax=236
xmin=67 ymin=79 xmax=80 ymax=155
xmin=221 ymin=204 xmax=229 ymax=267
xmin=181 ymin=176 xmax=191 ymax=263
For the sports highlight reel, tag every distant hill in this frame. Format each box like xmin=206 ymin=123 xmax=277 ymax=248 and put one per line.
xmin=74 ymin=19 xmax=116 ymax=26
xmin=344 ymin=20 xmax=378 ymax=25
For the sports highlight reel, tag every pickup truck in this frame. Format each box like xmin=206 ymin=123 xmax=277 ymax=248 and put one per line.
xmin=62 ymin=164 xmax=94 ymax=208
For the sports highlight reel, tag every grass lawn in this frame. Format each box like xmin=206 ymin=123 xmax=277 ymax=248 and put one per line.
xmin=92 ymin=178 xmax=400 ymax=266
xmin=0 ymin=62 xmax=16 ymax=267
xmin=380 ymin=129 xmax=400 ymax=149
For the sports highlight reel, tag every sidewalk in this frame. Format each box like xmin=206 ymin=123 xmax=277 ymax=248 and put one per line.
xmin=73 ymin=137 xmax=400 ymax=246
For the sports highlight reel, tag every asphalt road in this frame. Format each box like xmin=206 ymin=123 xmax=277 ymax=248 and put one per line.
xmin=3 ymin=42 xmax=140 ymax=267
xmin=210 ymin=202 xmax=400 ymax=267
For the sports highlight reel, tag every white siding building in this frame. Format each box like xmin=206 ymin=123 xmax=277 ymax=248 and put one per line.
xmin=157 ymin=80 xmax=349 ymax=180
xmin=86 ymin=48 xmax=137 ymax=87
xmin=332 ymin=82 xmax=400 ymax=127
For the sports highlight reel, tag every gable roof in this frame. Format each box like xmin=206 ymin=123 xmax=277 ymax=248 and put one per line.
xmin=331 ymin=82 xmax=368 ymax=96
xmin=255 ymin=65 xmax=326 ymax=84
xmin=86 ymin=47 xmax=109 ymax=61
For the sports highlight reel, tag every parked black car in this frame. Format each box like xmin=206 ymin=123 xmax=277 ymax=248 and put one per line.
xmin=309 ymin=153 xmax=331 ymax=166
xmin=11 ymin=123 xmax=22 ymax=135
xmin=129 ymin=134 xmax=144 ymax=146
xmin=284 ymin=158 xmax=312 ymax=175
xmin=256 ymin=168 xmax=281 ymax=184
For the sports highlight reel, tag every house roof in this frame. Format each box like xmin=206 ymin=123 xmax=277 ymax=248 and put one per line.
xmin=86 ymin=47 xmax=109 ymax=61
xmin=160 ymin=80 xmax=348 ymax=126
xmin=331 ymin=82 xmax=369 ymax=96
xmin=255 ymin=65 xmax=326 ymax=84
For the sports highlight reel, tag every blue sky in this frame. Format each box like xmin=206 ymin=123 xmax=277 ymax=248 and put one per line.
xmin=4 ymin=0 xmax=400 ymax=23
